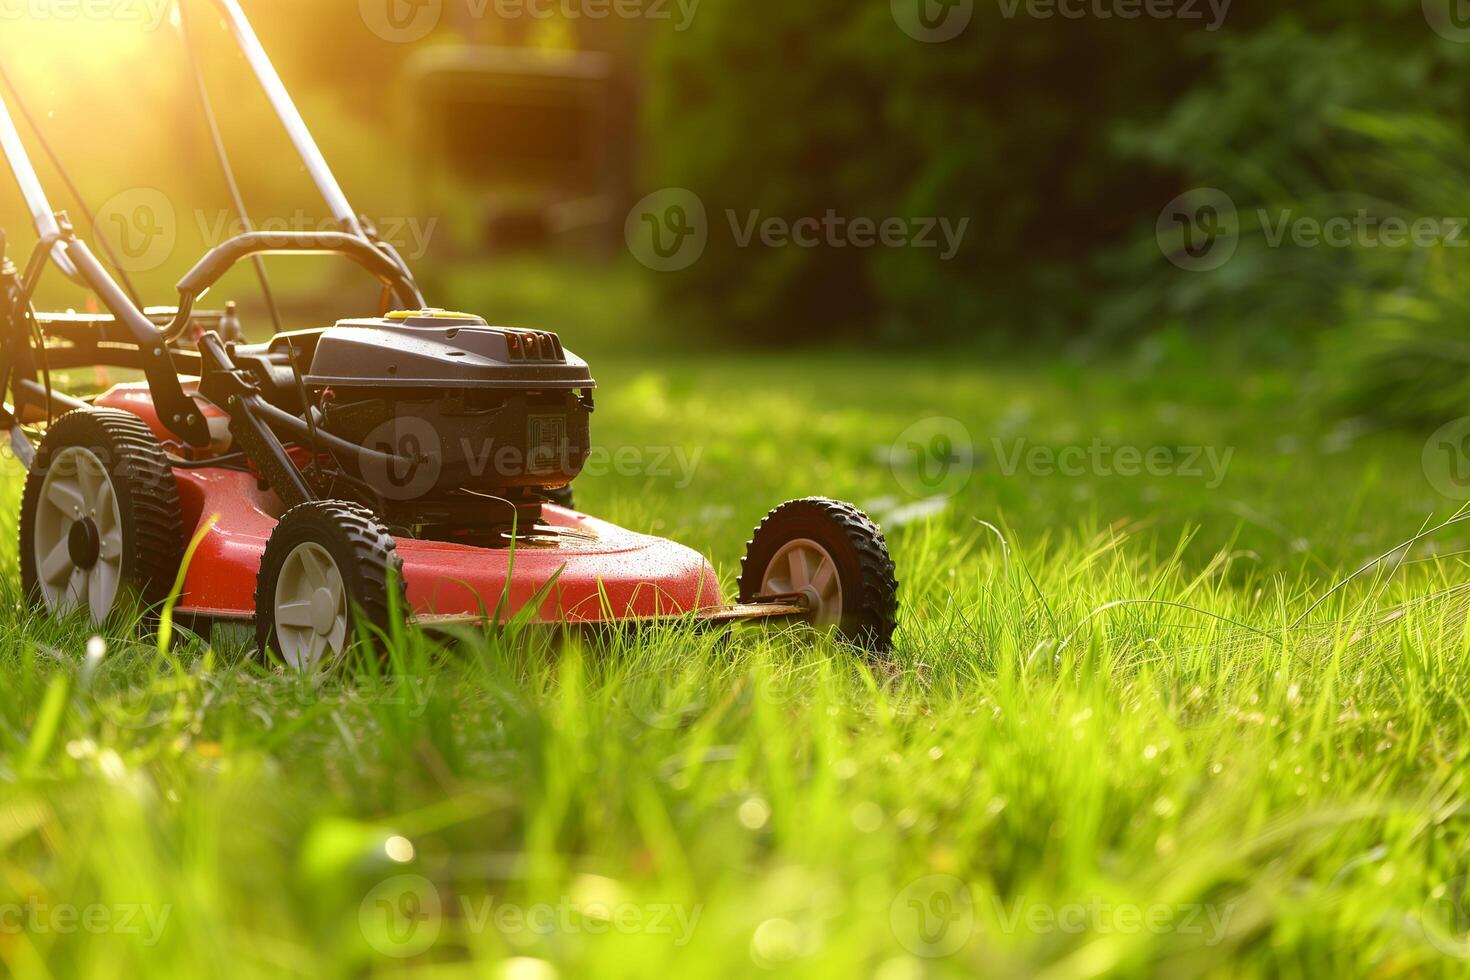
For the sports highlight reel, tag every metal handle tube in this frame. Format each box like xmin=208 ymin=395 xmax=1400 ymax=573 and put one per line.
xmin=0 ymin=91 xmax=77 ymax=280
xmin=63 ymin=237 xmax=212 ymax=446
xmin=212 ymin=0 xmax=364 ymax=237
xmin=251 ymin=397 xmax=421 ymax=473
xmin=14 ymin=378 xmax=85 ymax=414
xmin=176 ymin=231 xmax=417 ymax=300
xmin=231 ymin=395 xmax=315 ymax=509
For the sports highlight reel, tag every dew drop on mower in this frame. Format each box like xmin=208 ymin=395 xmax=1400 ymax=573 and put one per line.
xmin=0 ymin=0 xmax=899 ymax=670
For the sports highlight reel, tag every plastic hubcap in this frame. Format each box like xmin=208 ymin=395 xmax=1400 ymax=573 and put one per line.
xmin=273 ymin=542 xmax=349 ymax=671
xmin=311 ymin=587 xmax=337 ymax=635
xmin=762 ymin=539 xmax=843 ymax=627
xmin=34 ymin=446 xmax=125 ymax=623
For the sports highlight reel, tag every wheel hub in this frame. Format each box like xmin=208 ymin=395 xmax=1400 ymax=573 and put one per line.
xmin=67 ymin=518 xmax=101 ymax=569
xmin=762 ymin=538 xmax=843 ymax=627
xmin=311 ymin=587 xmax=338 ymax=635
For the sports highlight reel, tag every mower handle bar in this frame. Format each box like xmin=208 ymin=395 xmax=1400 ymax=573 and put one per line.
xmin=175 ymin=230 xmax=424 ymax=310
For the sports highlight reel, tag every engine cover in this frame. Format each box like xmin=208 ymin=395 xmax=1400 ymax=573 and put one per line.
xmin=305 ymin=310 xmax=596 ymax=503
xmin=305 ymin=310 xmax=594 ymax=391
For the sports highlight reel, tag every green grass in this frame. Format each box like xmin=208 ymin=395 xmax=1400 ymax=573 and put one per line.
xmin=4 ymin=265 xmax=1470 ymax=978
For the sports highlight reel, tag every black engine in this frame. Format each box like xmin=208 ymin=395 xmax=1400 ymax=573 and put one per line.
xmin=233 ymin=310 xmax=595 ymax=538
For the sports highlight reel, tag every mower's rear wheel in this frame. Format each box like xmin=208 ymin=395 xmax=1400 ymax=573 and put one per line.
xmin=20 ymin=409 xmax=183 ymax=624
xmin=739 ymin=498 xmax=899 ymax=654
xmin=255 ymin=501 xmax=406 ymax=672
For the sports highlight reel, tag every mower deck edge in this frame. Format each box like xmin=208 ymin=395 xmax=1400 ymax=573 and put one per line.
xmin=173 ymin=601 xmax=810 ymax=630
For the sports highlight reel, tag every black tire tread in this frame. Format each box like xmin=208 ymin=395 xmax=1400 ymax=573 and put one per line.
xmin=738 ymin=497 xmax=900 ymax=653
xmin=19 ymin=408 xmax=184 ymax=615
xmin=254 ymin=500 xmax=407 ymax=660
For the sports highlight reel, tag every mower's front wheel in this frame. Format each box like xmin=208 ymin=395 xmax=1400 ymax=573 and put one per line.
xmin=255 ymin=501 xmax=406 ymax=672
xmin=739 ymin=498 xmax=899 ymax=654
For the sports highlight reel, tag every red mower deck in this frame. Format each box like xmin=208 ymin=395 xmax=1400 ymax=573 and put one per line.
xmin=171 ymin=465 xmax=727 ymax=625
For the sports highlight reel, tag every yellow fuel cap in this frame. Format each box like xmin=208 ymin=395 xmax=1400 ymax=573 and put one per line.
xmin=385 ymin=309 xmax=479 ymax=320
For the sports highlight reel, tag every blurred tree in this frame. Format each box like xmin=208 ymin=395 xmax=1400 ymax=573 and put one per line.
xmin=644 ymin=0 xmax=1470 ymax=345
xmin=646 ymin=1 xmax=1207 ymax=342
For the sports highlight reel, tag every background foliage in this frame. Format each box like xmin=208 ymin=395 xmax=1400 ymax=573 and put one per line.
xmin=643 ymin=0 xmax=1470 ymax=419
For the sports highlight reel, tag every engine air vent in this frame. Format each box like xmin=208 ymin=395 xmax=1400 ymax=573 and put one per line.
xmin=506 ymin=329 xmax=566 ymax=363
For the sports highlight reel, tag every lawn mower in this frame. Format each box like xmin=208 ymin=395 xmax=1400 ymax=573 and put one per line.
xmin=0 ymin=1 xmax=899 ymax=670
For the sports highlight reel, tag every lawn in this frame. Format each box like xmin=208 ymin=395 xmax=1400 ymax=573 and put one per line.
xmin=2 ymin=263 xmax=1470 ymax=978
